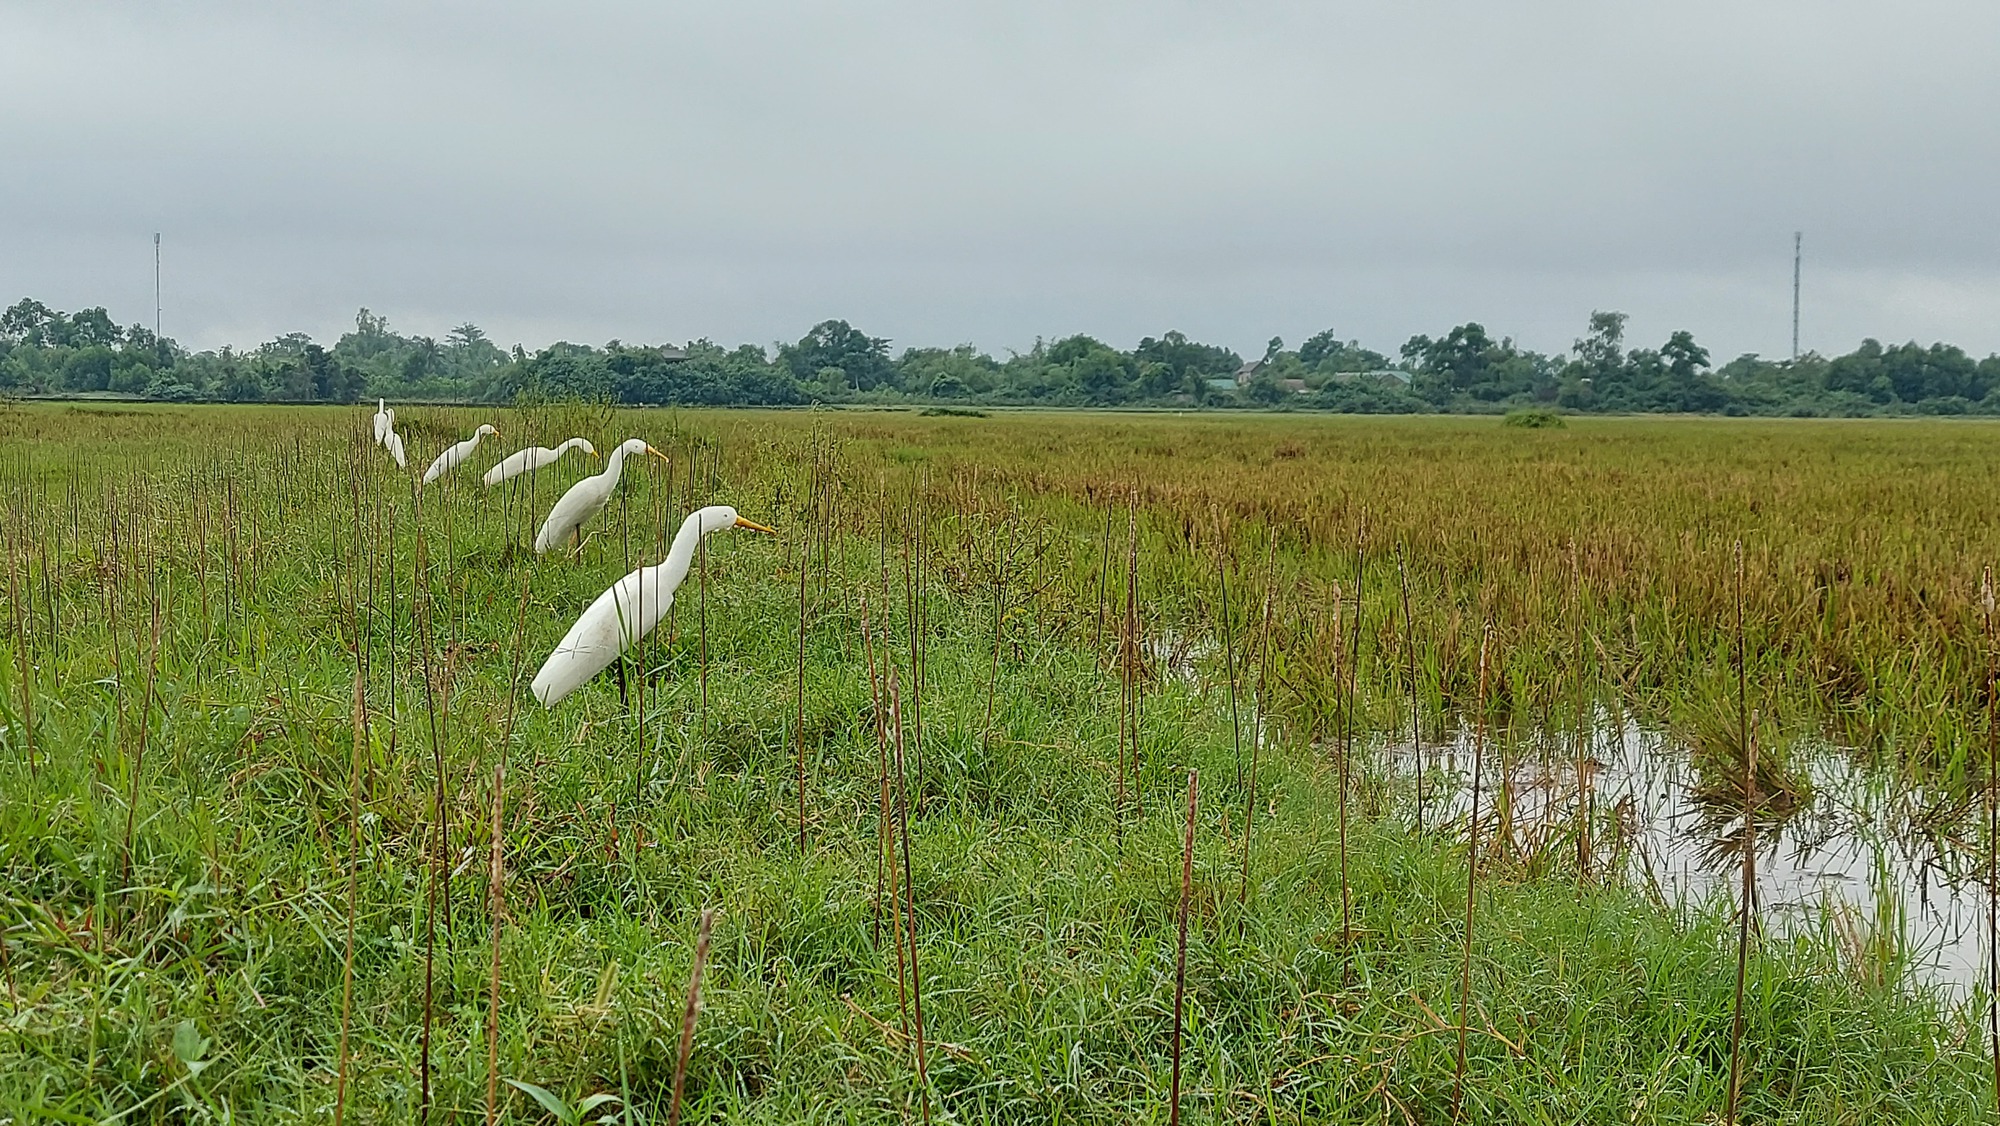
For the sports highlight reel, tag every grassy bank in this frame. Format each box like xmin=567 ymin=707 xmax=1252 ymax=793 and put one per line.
xmin=0 ymin=403 xmax=1993 ymax=1121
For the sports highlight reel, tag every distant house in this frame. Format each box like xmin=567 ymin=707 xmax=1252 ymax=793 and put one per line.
xmin=1204 ymin=377 xmax=1239 ymax=393
xmin=658 ymin=345 xmax=690 ymax=361
xmin=1280 ymin=378 xmax=1308 ymax=394
xmin=1233 ymin=358 xmax=1266 ymax=386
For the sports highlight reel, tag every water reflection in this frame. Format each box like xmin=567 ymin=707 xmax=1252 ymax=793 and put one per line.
xmin=1386 ymin=715 xmax=1995 ymax=993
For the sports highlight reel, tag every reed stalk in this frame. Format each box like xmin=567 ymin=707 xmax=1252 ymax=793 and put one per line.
xmin=1453 ymin=623 xmax=1492 ymax=1123
xmin=698 ymin=527 xmax=710 ymax=737
xmin=1340 ymin=522 xmax=1364 ymax=942
xmin=860 ymin=591 xmax=891 ymax=950
xmin=981 ymin=505 xmax=1017 ymax=753
xmin=1239 ymin=544 xmax=1273 ymax=911
xmin=1170 ymin=768 xmax=1198 ymax=1126
xmin=335 ymin=663 xmax=363 ymax=1126
xmin=1125 ymin=493 xmax=1141 ymax=816
xmin=1726 ymin=541 xmax=1752 ymax=1125
xmin=484 ymin=763 xmax=506 ymax=1126
xmin=1095 ymin=501 xmax=1113 ymax=657
xmin=668 ymin=907 xmax=717 ymax=1126
xmin=889 ymin=665 xmax=930 ymax=1123
xmin=5 ymin=522 xmax=36 ymax=776
xmin=1220 ymin=545 xmax=1242 ymax=792
xmin=796 ymin=505 xmax=810 ymax=854
xmin=120 ymin=542 xmax=164 ymax=901
xmin=1399 ymin=548 xmax=1421 ymax=830
xmin=1986 ymin=567 xmax=2000 ymax=1115
xmin=1571 ymin=538 xmax=1590 ymax=884
xmin=412 ymin=502 xmax=446 ymax=1125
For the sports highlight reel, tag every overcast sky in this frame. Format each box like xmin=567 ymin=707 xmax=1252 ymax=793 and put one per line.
xmin=2 ymin=1 xmax=1995 ymax=363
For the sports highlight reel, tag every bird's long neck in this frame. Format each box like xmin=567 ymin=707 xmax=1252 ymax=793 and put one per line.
xmin=644 ymin=511 xmax=709 ymax=604
xmin=599 ymin=444 xmax=633 ymax=488
xmin=556 ymin=438 xmax=584 ymax=455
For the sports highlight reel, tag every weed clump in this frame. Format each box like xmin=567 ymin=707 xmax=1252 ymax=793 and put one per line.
xmin=1503 ymin=407 xmax=1565 ymax=428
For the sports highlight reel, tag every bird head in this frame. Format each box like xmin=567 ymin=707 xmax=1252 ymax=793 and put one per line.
xmin=696 ymin=505 xmax=775 ymax=537
xmin=476 ymin=424 xmax=499 ymax=438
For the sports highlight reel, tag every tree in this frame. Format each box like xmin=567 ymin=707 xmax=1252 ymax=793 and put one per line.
xmin=1046 ymin=335 xmax=1135 ymax=405
xmin=1299 ymin=329 xmax=1389 ymax=374
xmin=0 ymin=299 xmax=59 ymax=345
xmin=782 ymin=320 xmax=893 ymax=393
xmin=67 ymin=307 xmax=122 ymax=349
xmin=1131 ymin=330 xmax=1240 ymax=397
xmin=1662 ymin=330 xmax=1710 ymax=381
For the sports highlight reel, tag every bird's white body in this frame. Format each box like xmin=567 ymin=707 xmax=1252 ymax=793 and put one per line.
xmin=483 ymin=438 xmax=597 ymax=487
xmin=371 ymin=399 xmax=390 ymax=445
xmin=531 ymin=505 xmax=770 ymax=705
xmin=533 ymin=437 xmax=663 ymax=554
xmin=385 ymin=428 xmax=407 ymax=468
xmin=421 ymin=423 xmax=499 ymax=485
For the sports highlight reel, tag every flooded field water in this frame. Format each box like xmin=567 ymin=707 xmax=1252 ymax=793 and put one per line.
xmin=1391 ymin=716 xmax=1994 ymax=993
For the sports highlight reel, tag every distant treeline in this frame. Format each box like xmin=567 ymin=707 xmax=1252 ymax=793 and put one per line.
xmin=5 ymin=298 xmax=1998 ymax=416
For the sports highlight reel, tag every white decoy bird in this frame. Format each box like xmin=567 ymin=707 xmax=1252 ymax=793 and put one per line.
xmin=385 ymin=427 xmax=407 ymax=469
xmin=531 ymin=504 xmax=775 ymax=705
xmin=483 ymin=438 xmax=599 ymax=487
xmin=371 ymin=399 xmax=390 ymax=445
xmin=381 ymin=406 xmax=395 ymax=447
xmin=533 ymin=437 xmax=668 ymax=555
xmin=420 ymin=423 xmax=500 ymax=485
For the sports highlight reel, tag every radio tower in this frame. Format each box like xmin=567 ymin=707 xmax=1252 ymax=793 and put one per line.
xmin=1791 ymin=231 xmax=1801 ymax=361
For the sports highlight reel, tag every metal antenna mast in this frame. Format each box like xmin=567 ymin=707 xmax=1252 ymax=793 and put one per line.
xmin=1791 ymin=231 xmax=1801 ymax=361
xmin=153 ymin=232 xmax=162 ymax=340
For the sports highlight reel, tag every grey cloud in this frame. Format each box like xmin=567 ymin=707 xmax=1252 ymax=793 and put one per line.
xmin=1 ymin=0 xmax=1994 ymax=361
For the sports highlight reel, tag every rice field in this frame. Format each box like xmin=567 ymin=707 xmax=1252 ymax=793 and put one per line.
xmin=1 ymin=402 xmax=1997 ymax=1123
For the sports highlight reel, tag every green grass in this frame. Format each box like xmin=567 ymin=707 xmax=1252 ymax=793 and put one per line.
xmin=0 ymin=403 xmax=1993 ymax=1122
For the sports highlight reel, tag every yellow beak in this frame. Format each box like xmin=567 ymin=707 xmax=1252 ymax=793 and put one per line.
xmin=733 ymin=516 xmax=776 ymax=535
xmin=645 ymin=445 xmax=670 ymax=463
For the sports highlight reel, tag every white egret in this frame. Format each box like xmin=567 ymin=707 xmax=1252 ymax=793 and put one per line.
xmin=385 ymin=427 xmax=407 ymax=469
xmin=483 ymin=438 xmax=598 ymax=487
xmin=531 ymin=504 xmax=776 ymax=705
xmin=371 ymin=399 xmax=390 ymax=445
xmin=532 ymin=437 xmax=668 ymax=555
xmin=420 ymin=423 xmax=500 ymax=485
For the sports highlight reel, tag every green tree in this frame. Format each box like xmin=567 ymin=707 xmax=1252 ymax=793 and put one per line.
xmin=783 ymin=320 xmax=893 ymax=393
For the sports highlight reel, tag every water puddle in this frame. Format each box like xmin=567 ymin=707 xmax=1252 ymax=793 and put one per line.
xmin=1386 ymin=716 xmax=1994 ymax=994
